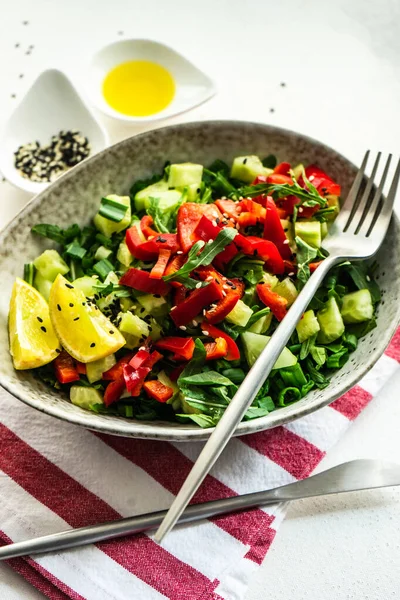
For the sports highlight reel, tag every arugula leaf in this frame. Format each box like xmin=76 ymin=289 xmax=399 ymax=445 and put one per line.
xmin=295 ymin=236 xmax=319 ymax=287
xmin=310 ymin=345 xmax=326 ymax=366
xmin=345 ymin=264 xmax=381 ymax=303
xmin=203 ymin=168 xmax=240 ymax=199
xmin=239 ymin=173 xmax=326 ymax=207
xmin=176 ymin=414 xmax=217 ymax=428
xmin=179 ymin=371 xmax=234 ymax=386
xmin=164 ymin=228 xmax=237 ymax=286
xmin=207 ymin=159 xmax=230 ymax=178
xmin=31 ymin=224 xmax=66 ymax=245
xmin=299 ymin=333 xmax=317 ymax=360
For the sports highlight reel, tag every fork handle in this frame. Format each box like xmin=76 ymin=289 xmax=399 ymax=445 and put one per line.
xmin=154 ymin=255 xmax=339 ymax=542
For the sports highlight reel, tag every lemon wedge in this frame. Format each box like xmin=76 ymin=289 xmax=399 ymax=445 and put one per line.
xmin=49 ymin=274 xmax=126 ymax=362
xmin=9 ymin=278 xmax=61 ymax=370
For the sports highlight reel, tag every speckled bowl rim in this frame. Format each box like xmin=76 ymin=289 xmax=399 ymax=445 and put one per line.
xmin=0 ymin=120 xmax=399 ymax=441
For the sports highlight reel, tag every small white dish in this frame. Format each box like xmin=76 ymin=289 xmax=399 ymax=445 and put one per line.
xmin=86 ymin=39 xmax=216 ymax=123
xmin=0 ymin=69 xmax=109 ymax=195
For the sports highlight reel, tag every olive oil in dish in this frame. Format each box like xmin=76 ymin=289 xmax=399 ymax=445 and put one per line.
xmin=102 ymin=60 xmax=175 ymax=117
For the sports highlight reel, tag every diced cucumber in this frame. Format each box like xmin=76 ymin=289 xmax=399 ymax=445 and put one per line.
xmin=94 ymin=195 xmax=131 ymax=238
xmin=230 ymin=155 xmax=272 ymax=183
xmin=86 ymin=354 xmax=116 ymax=384
xmin=148 ymin=317 xmax=162 ymax=341
xmin=261 ymin=272 xmax=279 ymax=289
xmin=326 ymin=195 xmax=340 ymax=221
xmin=317 ymin=297 xmax=345 ymax=344
xmin=120 ymin=297 xmax=135 ymax=312
xmin=248 ymin=312 xmax=273 ymax=334
xmin=341 ymin=289 xmax=373 ymax=324
xmin=70 ymin=386 xmax=103 ymax=410
xmin=118 ymin=312 xmax=149 ymax=338
xmin=225 ymin=299 xmax=253 ymax=327
xmin=117 ymin=239 xmax=132 ymax=267
xmin=33 ymin=271 xmax=53 ymax=301
xmin=274 ymin=278 xmax=298 ymax=307
xmin=33 ymin=249 xmax=69 ymax=282
xmin=134 ymin=180 xmax=169 ymax=212
xmin=295 ymin=220 xmax=321 ymax=248
xmin=321 ymin=222 xmax=329 ymax=239
xmin=168 ymin=163 xmax=203 ymax=188
xmin=296 ymin=309 xmax=320 ymax=343
xmin=122 ymin=333 xmax=141 ymax=350
xmin=280 ymin=219 xmax=295 ymax=251
xmin=292 ymin=163 xmax=305 ymax=180
xmin=158 ymin=370 xmax=179 ymax=404
xmin=241 ymin=332 xmax=298 ymax=369
xmin=137 ymin=294 xmax=168 ymax=317
xmin=136 ymin=188 xmax=183 ymax=212
xmin=180 ymin=182 xmax=201 ymax=201
xmin=94 ymin=245 xmax=112 ymax=261
xmin=73 ymin=275 xmax=98 ymax=297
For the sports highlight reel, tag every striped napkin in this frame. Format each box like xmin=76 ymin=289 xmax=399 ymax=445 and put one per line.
xmin=0 ymin=328 xmax=399 ymax=600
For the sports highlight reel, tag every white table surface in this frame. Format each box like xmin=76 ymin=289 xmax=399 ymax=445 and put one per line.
xmin=1 ymin=0 xmax=400 ymax=598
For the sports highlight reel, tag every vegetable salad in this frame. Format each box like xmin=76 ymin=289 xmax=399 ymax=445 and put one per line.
xmin=8 ymin=154 xmax=380 ymax=427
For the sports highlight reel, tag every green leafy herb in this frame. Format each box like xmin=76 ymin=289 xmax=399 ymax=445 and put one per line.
xmin=176 ymin=414 xmax=217 ymax=428
xmin=203 ymin=168 xmax=240 ymax=199
xmin=295 ymin=236 xmax=319 ymax=287
xmin=262 ymin=154 xmax=277 ymax=169
xmin=164 ymin=228 xmax=237 ymax=286
xmin=310 ymin=345 xmax=326 ymax=366
xmin=179 ymin=371 xmax=234 ymax=387
xmin=31 ymin=224 xmax=66 ymax=245
xmin=326 ymin=348 xmax=349 ymax=369
xmin=239 ymin=173 xmax=325 ymax=207
xmin=345 ymin=264 xmax=381 ymax=304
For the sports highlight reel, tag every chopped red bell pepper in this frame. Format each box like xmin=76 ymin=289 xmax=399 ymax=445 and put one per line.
xmin=54 ymin=351 xmax=80 ymax=384
xmin=252 ymin=175 xmax=268 ymax=185
xmin=177 ymin=203 xmax=223 ymax=252
xmin=150 ymin=248 xmax=171 ymax=279
xmin=283 ymin=259 xmax=297 ymax=274
xmin=264 ymin=197 xmax=291 ymax=259
xmin=140 ymin=233 xmax=180 ymax=255
xmin=123 ymin=364 xmax=151 ymax=396
xmin=215 ymin=199 xmax=241 ymax=221
xmin=267 ymin=173 xmax=294 ymax=186
xmin=155 ymin=336 xmax=195 ymax=361
xmin=304 ymin=165 xmax=341 ymax=197
xmin=173 ymin=286 xmax=187 ymax=305
xmin=75 ymin=361 xmax=86 ymax=375
xmin=143 ymin=380 xmax=174 ymax=403
xmin=309 ymin=261 xmax=323 ymax=273
xmin=204 ymin=289 xmax=240 ymax=324
xmin=170 ymin=280 xmax=224 ymax=327
xmin=204 ymin=337 xmax=228 ymax=361
xmin=238 ymin=199 xmax=266 ymax=227
xmin=125 ymin=226 xmax=158 ymax=261
xmin=235 ymin=234 xmax=284 ymax=274
xmin=256 ymin=282 xmax=288 ymax=321
xmin=140 ymin=215 xmax=158 ymax=238
xmin=165 ymin=253 xmax=186 ymax=289
xmin=104 ymin=377 xmax=126 ymax=406
xmin=120 ymin=268 xmax=170 ymax=296
xmin=102 ymin=354 xmax=134 ymax=381
xmin=145 ymin=350 xmax=163 ymax=369
xmin=193 ymin=215 xmax=221 ymax=242
xmin=201 ymin=323 xmax=240 ymax=361
xmin=129 ymin=349 xmax=151 ymax=370
xmin=273 ymin=162 xmax=291 ymax=176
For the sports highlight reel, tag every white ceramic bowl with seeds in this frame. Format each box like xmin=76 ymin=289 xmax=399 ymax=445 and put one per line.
xmin=0 ymin=69 xmax=109 ymax=194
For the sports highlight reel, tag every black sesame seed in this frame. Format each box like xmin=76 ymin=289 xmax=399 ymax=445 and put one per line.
xmin=65 ymin=283 xmax=74 ymax=289
xmin=280 ymin=82 xmax=286 ymax=87
xmin=56 ymin=348 xmax=61 ymax=353
xmin=57 ymin=304 xmax=62 ymax=311
xmin=69 ymin=303 xmax=74 ymax=307
xmin=40 ymin=326 xmax=47 ymax=333
xmin=37 ymin=316 xmax=43 ymax=323
xmin=109 ymin=330 xmax=114 ymax=334
xmin=73 ymin=317 xmax=79 ymax=321
xmin=154 ymin=294 xmax=161 ymax=299
xmin=82 ymin=302 xmax=86 ymax=306
xmin=270 ymin=108 xmax=275 ymax=113
xmin=90 ymin=342 xmax=96 ymax=348
xmin=243 ymin=158 xmax=247 ymax=165
xmin=156 ymin=237 xmax=167 ymax=243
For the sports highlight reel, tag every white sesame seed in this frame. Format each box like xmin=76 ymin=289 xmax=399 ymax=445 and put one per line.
xmin=171 ymin=305 xmax=176 ymax=311
xmin=148 ymin=235 xmax=155 ymax=240
xmin=221 ymin=196 xmax=227 ymax=200
xmin=288 ymin=271 xmax=295 ymax=276
xmin=138 ymin=346 xmax=146 ymax=351
xmin=298 ymin=207 xmax=304 ymax=213
xmin=202 ymin=330 xmax=209 ymax=336
xmin=177 ymin=250 xmax=183 ymax=254
xmin=179 ymin=325 xmax=187 ymax=330
xmin=283 ymin=239 xmax=289 ymax=244
xmin=222 ymin=291 xmax=227 ymax=297
xmin=366 ymin=275 xmax=371 ymax=281
xmin=223 ymin=284 xmax=229 ymax=290
xmin=195 ymin=282 xmax=202 ymax=289
xmin=309 ymin=175 xmax=315 ymax=181
xmin=246 ymin=197 xmax=252 ymax=200
xmin=192 ymin=320 xmax=198 ymax=326
xmin=223 ymin=213 xmax=229 ymax=218
xmin=208 ymin=238 xmax=214 ymax=243
xmin=212 ymin=220 xmax=218 ymax=226
xmin=203 ymin=309 xmax=207 ymax=315
xmin=239 ymin=196 xmax=244 ymax=200
xmin=206 ymin=275 xmax=213 ymax=281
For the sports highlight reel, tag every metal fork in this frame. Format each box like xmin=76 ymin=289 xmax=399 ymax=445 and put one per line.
xmin=154 ymin=152 xmax=400 ymax=543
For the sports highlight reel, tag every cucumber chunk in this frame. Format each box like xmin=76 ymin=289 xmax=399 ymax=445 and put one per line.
xmin=94 ymin=245 xmax=112 ymax=261
xmin=295 ymin=220 xmax=322 ymax=248
xmin=225 ymin=299 xmax=253 ymax=327
xmin=137 ymin=293 xmax=168 ymax=317
xmin=317 ymin=297 xmax=345 ymax=344
xmin=231 ymin=155 xmax=272 ymax=183
xmin=94 ymin=195 xmax=131 ymax=238
xmin=168 ymin=163 xmax=203 ymax=188
xmin=86 ymin=354 xmax=116 ymax=384
xmin=33 ymin=271 xmax=53 ymax=301
xmin=274 ymin=278 xmax=298 ymax=307
xmin=326 ymin=195 xmax=340 ymax=221
xmin=292 ymin=163 xmax=305 ymax=180
xmin=70 ymin=386 xmax=103 ymax=410
xmin=178 ymin=182 xmax=201 ymax=201
xmin=296 ymin=309 xmax=320 ymax=343
xmin=72 ymin=275 xmax=98 ymax=297
xmin=118 ymin=312 xmax=149 ymax=338
xmin=33 ymin=249 xmax=69 ymax=282
xmin=248 ymin=312 xmax=272 ymax=334
xmin=117 ymin=239 xmax=133 ymax=267
xmin=261 ymin=272 xmax=279 ymax=289
xmin=241 ymin=331 xmax=298 ymax=369
xmin=341 ymin=289 xmax=373 ymax=324
xmin=134 ymin=180 xmax=168 ymax=212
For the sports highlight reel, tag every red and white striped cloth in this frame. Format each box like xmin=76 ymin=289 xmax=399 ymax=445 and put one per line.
xmin=1 ymin=327 xmax=399 ymax=600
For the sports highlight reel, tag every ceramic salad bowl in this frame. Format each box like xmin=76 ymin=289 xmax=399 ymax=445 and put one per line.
xmin=0 ymin=121 xmax=399 ymax=441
